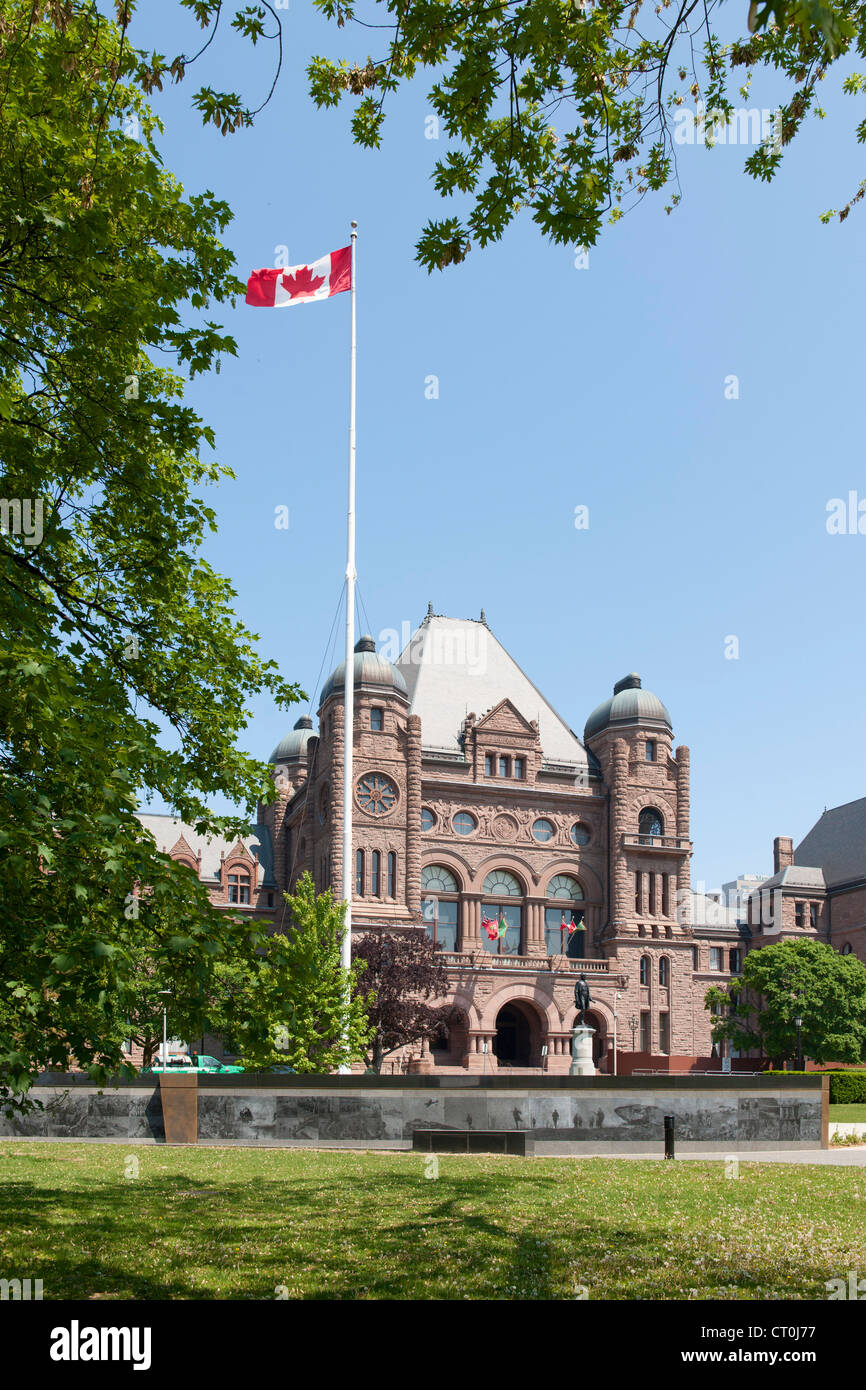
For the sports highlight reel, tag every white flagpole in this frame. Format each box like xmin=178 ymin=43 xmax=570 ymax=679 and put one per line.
xmin=340 ymin=222 xmax=358 ymax=1043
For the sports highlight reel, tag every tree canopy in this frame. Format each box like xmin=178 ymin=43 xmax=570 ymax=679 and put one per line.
xmin=705 ymin=938 xmax=866 ymax=1064
xmin=106 ymin=0 xmax=866 ymax=269
xmin=0 ymin=0 xmax=302 ymax=1105
xmin=229 ymin=874 xmax=373 ymax=1073
xmin=352 ymin=925 xmax=456 ymax=1071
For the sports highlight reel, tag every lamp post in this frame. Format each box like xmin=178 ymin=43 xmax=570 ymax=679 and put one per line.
xmin=629 ymin=1014 xmax=638 ymax=1052
xmin=613 ymin=991 xmax=620 ymax=1076
xmin=795 ymin=1014 xmax=803 ymax=1071
xmin=158 ymin=989 xmax=171 ymax=1067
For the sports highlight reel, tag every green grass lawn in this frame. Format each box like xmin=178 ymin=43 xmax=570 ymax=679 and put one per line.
xmin=1 ymin=1142 xmax=864 ymax=1300
xmin=830 ymin=1104 xmax=866 ymax=1123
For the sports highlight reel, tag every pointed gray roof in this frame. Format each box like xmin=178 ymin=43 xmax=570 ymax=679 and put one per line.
xmin=394 ymin=614 xmax=589 ymax=769
xmin=795 ymin=797 xmax=866 ymax=887
xmin=137 ymin=814 xmax=276 ymax=887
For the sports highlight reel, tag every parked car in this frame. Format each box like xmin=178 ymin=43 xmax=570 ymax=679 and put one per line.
xmin=143 ymin=1052 xmax=244 ymax=1074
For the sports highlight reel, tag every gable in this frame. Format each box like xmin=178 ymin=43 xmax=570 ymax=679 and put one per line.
xmin=475 ymin=699 xmax=537 ymax=739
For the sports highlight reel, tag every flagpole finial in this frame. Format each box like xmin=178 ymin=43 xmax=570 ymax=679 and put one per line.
xmin=351 ymin=220 xmax=358 ymax=231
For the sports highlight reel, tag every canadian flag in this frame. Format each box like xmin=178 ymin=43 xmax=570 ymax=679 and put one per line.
xmin=245 ymin=247 xmax=352 ymax=308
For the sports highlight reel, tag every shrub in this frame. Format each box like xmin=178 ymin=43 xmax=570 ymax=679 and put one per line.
xmin=763 ymin=1070 xmax=866 ymax=1103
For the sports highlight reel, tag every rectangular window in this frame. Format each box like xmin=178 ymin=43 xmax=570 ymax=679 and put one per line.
xmin=481 ymin=904 xmax=522 ymax=956
xmin=371 ymin=850 xmax=381 ymax=896
xmin=635 ymin=871 xmax=642 ymax=913
xmin=809 ymin=903 xmax=818 ymax=928
xmin=370 ymin=708 xmax=383 ymax=731
xmin=693 ymin=945 xmax=700 ymax=971
xmin=729 ymin=948 xmax=741 ymax=974
xmin=435 ymin=900 xmax=458 ymax=952
xmin=484 ymin=754 xmax=493 ymax=776
xmin=513 ymin=757 xmax=525 ymax=780
xmin=355 ymin=850 xmax=364 ymax=896
xmin=662 ymin=874 xmax=670 ymax=918
xmin=639 ymin=1011 xmax=651 ymax=1052
xmin=659 ymin=1014 xmax=670 ymax=1054
xmin=228 ymin=874 xmax=250 ymax=905
xmin=795 ymin=901 xmax=805 ymax=927
xmin=710 ymin=947 xmax=723 ymax=970
xmin=387 ymin=852 xmax=396 ymax=898
xmin=645 ymin=740 xmax=655 ymax=762
xmin=498 ymin=755 xmax=510 ymax=778
xmin=544 ymin=908 xmax=585 ymax=958
xmin=649 ymin=874 xmax=657 ymax=916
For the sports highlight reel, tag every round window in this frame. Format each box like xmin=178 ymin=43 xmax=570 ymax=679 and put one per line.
xmin=453 ymin=812 xmax=477 ymax=837
xmin=421 ymin=807 xmax=435 ymax=832
xmin=356 ymin=773 xmax=398 ymax=817
xmin=532 ymin=818 xmax=554 ymax=843
xmin=571 ymin=822 xmax=590 ymax=846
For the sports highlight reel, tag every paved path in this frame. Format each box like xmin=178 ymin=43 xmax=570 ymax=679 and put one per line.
xmin=546 ymin=1148 xmax=866 ymax=1166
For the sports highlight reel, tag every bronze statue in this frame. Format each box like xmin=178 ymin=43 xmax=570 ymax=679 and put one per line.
xmin=573 ymin=973 xmax=591 ymax=1023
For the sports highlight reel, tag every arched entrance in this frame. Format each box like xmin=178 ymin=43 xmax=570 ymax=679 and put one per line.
xmin=493 ymin=1001 xmax=540 ymax=1067
xmin=583 ymin=1010 xmax=607 ymax=1067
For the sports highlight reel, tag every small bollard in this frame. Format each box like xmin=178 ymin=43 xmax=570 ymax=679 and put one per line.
xmin=663 ymin=1114 xmax=675 ymax=1160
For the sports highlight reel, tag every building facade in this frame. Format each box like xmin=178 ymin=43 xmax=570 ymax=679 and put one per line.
xmin=254 ymin=610 xmax=744 ymax=1072
xmin=749 ymin=803 xmax=866 ymax=965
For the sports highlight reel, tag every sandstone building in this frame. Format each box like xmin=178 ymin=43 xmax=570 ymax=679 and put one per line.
xmin=252 ymin=609 xmax=749 ymax=1072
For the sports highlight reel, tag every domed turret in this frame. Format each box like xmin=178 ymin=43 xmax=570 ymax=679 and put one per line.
xmin=320 ymin=634 xmax=409 ymax=707
xmin=268 ymin=715 xmax=316 ymax=764
xmin=584 ymin=672 xmax=672 ymax=742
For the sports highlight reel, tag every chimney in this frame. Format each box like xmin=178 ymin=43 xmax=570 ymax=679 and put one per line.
xmin=774 ymin=836 xmax=794 ymax=874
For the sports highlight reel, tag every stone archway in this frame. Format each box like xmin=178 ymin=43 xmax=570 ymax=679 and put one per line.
xmin=493 ymin=999 xmax=542 ymax=1067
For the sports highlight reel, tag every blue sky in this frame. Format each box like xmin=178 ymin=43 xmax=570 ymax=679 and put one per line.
xmin=135 ymin=2 xmax=865 ymax=890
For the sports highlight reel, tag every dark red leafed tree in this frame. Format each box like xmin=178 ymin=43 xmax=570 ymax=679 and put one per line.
xmin=352 ymin=927 xmax=458 ymax=1074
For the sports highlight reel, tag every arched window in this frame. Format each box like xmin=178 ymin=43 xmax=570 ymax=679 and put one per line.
xmin=482 ymin=870 xmax=523 ymax=956
xmin=659 ymin=957 xmax=669 ymax=986
xmin=371 ymin=850 xmax=381 ymax=896
xmin=842 ymin=942 xmax=853 ymax=955
xmin=228 ymin=871 xmax=250 ymax=905
xmin=387 ymin=852 xmax=396 ymax=898
xmin=640 ymin=956 xmax=650 ymax=986
xmin=355 ymin=849 xmax=365 ymax=896
xmin=638 ymin=807 xmax=665 ymax=842
xmin=544 ymin=874 xmax=586 ymax=956
xmin=421 ymin=864 xmax=460 ymax=951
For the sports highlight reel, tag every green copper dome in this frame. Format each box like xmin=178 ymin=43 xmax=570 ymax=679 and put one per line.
xmin=268 ymin=715 xmax=316 ymax=764
xmin=584 ymin=673 xmax=672 ymax=741
xmin=320 ymin=634 xmax=408 ymax=708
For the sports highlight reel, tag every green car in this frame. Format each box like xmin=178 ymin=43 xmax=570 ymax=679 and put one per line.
xmin=144 ymin=1052 xmax=244 ymax=1074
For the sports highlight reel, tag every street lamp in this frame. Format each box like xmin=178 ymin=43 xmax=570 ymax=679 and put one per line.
xmin=613 ymin=991 xmax=620 ymax=1076
xmin=629 ymin=1015 xmax=638 ymax=1051
xmin=795 ymin=1014 xmax=803 ymax=1071
xmin=158 ymin=989 xmax=172 ymax=1067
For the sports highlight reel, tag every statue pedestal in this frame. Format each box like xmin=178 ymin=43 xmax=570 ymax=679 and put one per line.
xmin=569 ymin=1026 xmax=597 ymax=1077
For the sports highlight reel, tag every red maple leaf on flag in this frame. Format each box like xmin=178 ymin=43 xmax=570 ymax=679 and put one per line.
xmin=281 ymin=265 xmax=325 ymax=300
